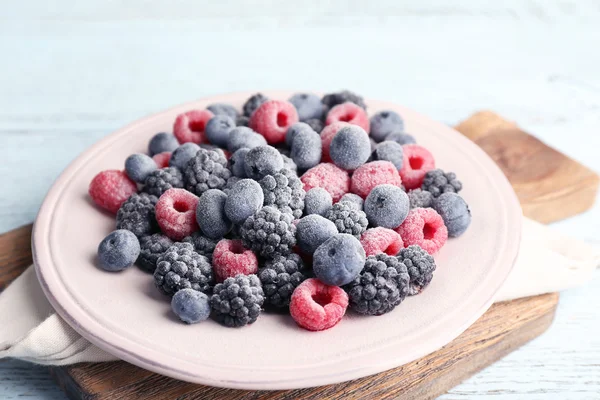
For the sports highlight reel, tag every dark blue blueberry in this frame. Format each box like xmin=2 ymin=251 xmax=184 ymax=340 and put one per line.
xmin=370 ymin=110 xmax=404 ymax=142
xmin=432 ymin=193 xmax=471 ymax=237
xmin=313 ymin=234 xmax=366 ymax=286
xmin=97 ymin=230 xmax=140 ymax=272
xmin=329 ymin=125 xmax=371 ymax=170
xmin=229 ymin=148 xmax=250 ymax=178
xmin=227 ymin=127 xmax=267 ymax=153
xmin=171 ymin=288 xmax=211 ymax=324
xmin=205 ymin=115 xmax=235 ymax=147
xmin=290 ymin=128 xmax=322 ymax=170
xmin=296 ymin=214 xmax=338 ymax=254
xmin=288 ymin=93 xmax=325 ymax=121
xmin=285 ymin=122 xmax=313 ymax=147
xmin=224 ymin=179 xmax=264 ymax=224
xmin=125 ymin=153 xmax=158 ymax=183
xmin=243 ymin=93 xmax=268 ymax=117
xmin=207 ymin=103 xmax=239 ymax=119
xmin=372 ymin=141 xmax=404 ymax=170
xmin=304 ymin=187 xmax=333 ymax=216
xmin=385 ymin=132 xmax=416 ymax=145
xmin=244 ymin=145 xmax=284 ymax=180
xmin=169 ymin=143 xmax=200 ymax=170
xmin=148 ymin=132 xmax=179 ymax=156
xmin=196 ymin=189 xmax=232 ymax=239
xmin=364 ymin=184 xmax=409 ymax=229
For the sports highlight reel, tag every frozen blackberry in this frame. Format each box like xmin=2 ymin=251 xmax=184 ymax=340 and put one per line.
xmin=398 ymin=245 xmax=436 ymax=295
xmin=407 ymin=188 xmax=433 ymax=209
xmin=116 ymin=193 xmax=158 ymax=238
xmin=182 ymin=231 xmax=219 ymax=261
xmin=321 ymin=90 xmax=367 ymax=110
xmin=153 ymin=242 xmax=214 ymax=296
xmin=239 ymin=206 xmax=296 ymax=259
xmin=325 ymin=201 xmax=368 ymax=238
xmin=236 ymin=115 xmax=250 ymax=127
xmin=344 ymin=253 xmax=409 ymax=315
xmin=210 ymin=274 xmax=265 ymax=327
xmin=259 ymin=168 xmax=305 ymax=219
xmin=421 ymin=169 xmax=462 ymax=198
xmin=242 ymin=93 xmax=269 ymax=117
xmin=143 ymin=167 xmax=184 ymax=197
xmin=183 ymin=148 xmax=232 ymax=196
xmin=281 ymin=154 xmax=298 ymax=174
xmin=304 ymin=118 xmax=324 ymax=134
xmin=137 ymin=233 xmax=173 ymax=272
xmin=259 ymin=253 xmax=307 ymax=308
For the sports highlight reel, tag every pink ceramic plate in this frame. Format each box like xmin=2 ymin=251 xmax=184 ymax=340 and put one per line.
xmin=33 ymin=91 xmax=521 ymax=390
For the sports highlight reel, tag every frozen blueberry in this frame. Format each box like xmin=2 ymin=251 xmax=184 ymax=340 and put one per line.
xmin=370 ymin=110 xmax=404 ymax=142
xmin=227 ymin=126 xmax=267 ymax=153
xmin=304 ymin=118 xmax=324 ymax=133
xmin=432 ymin=192 xmax=471 ymax=237
xmin=304 ymin=187 xmax=333 ymax=216
xmin=205 ymin=115 xmax=235 ymax=147
xmin=329 ymin=125 xmax=371 ymax=170
xmin=207 ymin=103 xmax=239 ymax=119
xmin=285 ymin=122 xmax=313 ymax=147
xmin=244 ymin=145 xmax=284 ymax=180
xmin=236 ymin=115 xmax=250 ymax=127
xmin=288 ymin=93 xmax=325 ymax=121
xmin=224 ymin=179 xmax=264 ymax=224
xmin=148 ymin=132 xmax=179 ymax=156
xmin=243 ymin=93 xmax=268 ymax=117
xmin=196 ymin=189 xmax=232 ymax=239
xmin=171 ymin=288 xmax=211 ymax=324
xmin=339 ymin=193 xmax=364 ymax=210
xmin=313 ymin=234 xmax=366 ymax=286
xmin=169 ymin=143 xmax=200 ymax=170
xmin=364 ymin=184 xmax=409 ymax=229
xmin=290 ymin=128 xmax=322 ymax=170
xmin=97 ymin=230 xmax=140 ymax=272
xmin=372 ymin=141 xmax=404 ymax=170
xmin=296 ymin=214 xmax=338 ymax=254
xmin=229 ymin=148 xmax=250 ymax=178
xmin=385 ymin=132 xmax=416 ymax=145
xmin=125 ymin=153 xmax=158 ymax=183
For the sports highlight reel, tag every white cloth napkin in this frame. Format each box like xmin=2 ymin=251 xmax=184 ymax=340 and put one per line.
xmin=1 ymin=217 xmax=598 ymax=365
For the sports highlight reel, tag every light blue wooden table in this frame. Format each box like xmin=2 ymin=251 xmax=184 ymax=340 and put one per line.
xmin=1 ymin=2 xmax=599 ymax=398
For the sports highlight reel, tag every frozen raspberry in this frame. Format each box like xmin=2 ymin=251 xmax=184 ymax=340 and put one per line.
xmin=325 ymin=102 xmax=370 ymax=132
xmin=250 ymin=100 xmax=299 ymax=144
xmin=89 ymin=170 xmax=137 ymax=214
xmin=321 ymin=90 xmax=367 ymax=110
xmin=290 ymin=278 xmax=348 ymax=331
xmin=421 ymin=169 xmax=462 ymax=197
xmin=350 ymin=161 xmax=402 ymax=199
xmin=152 ymin=152 xmax=171 ymax=168
xmin=173 ymin=109 xmax=214 ymax=144
xmin=212 ymin=239 xmax=258 ymax=282
xmin=320 ymin=122 xmax=350 ymax=162
xmin=300 ymin=163 xmax=350 ymax=203
xmin=360 ymin=227 xmax=404 ymax=257
xmin=395 ymin=208 xmax=448 ymax=255
xmin=400 ymin=144 xmax=435 ymax=190
xmin=155 ymin=188 xmax=199 ymax=241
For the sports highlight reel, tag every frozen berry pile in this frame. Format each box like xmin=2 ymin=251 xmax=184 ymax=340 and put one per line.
xmin=90 ymin=90 xmax=472 ymax=331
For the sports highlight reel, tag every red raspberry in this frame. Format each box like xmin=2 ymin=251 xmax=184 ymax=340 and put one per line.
xmin=301 ymin=163 xmax=350 ymax=202
xmin=173 ymin=109 xmax=214 ymax=144
xmin=289 ymin=278 xmax=348 ymax=331
xmin=400 ymin=144 xmax=435 ymax=190
xmin=155 ymin=188 xmax=199 ymax=240
xmin=350 ymin=161 xmax=403 ymax=198
xmin=89 ymin=170 xmax=137 ymax=214
xmin=395 ymin=208 xmax=447 ymax=254
xmin=325 ymin=102 xmax=370 ymax=132
xmin=152 ymin=151 xmax=171 ymax=168
xmin=249 ymin=100 xmax=299 ymax=144
xmin=360 ymin=227 xmax=404 ymax=257
xmin=320 ymin=121 xmax=350 ymax=163
xmin=212 ymin=239 xmax=258 ymax=282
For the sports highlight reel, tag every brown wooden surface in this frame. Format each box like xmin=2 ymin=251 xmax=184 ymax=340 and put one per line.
xmin=1 ymin=111 xmax=597 ymax=400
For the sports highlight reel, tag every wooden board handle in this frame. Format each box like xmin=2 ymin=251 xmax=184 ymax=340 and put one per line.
xmin=0 ymin=224 xmax=33 ymax=290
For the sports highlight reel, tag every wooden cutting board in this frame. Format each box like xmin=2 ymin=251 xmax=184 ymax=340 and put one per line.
xmin=0 ymin=111 xmax=597 ymax=400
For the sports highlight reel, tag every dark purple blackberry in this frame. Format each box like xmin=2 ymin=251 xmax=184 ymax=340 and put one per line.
xmin=182 ymin=232 xmax=218 ymax=261
xmin=407 ymin=188 xmax=433 ymax=209
xmin=344 ymin=253 xmax=409 ymax=315
xmin=259 ymin=253 xmax=307 ymax=308
xmin=236 ymin=115 xmax=250 ymax=127
xmin=210 ymin=274 xmax=265 ymax=327
xmin=137 ymin=233 xmax=173 ymax=272
xmin=153 ymin=242 xmax=213 ymax=296
xmin=259 ymin=168 xmax=305 ymax=219
xmin=421 ymin=169 xmax=462 ymax=198
xmin=143 ymin=167 xmax=184 ymax=197
xmin=304 ymin=118 xmax=324 ymax=133
xmin=321 ymin=90 xmax=367 ymax=110
xmin=242 ymin=93 xmax=269 ymax=117
xmin=116 ymin=193 xmax=158 ymax=237
xmin=325 ymin=201 xmax=368 ymax=238
xmin=281 ymin=154 xmax=297 ymax=173
xmin=398 ymin=245 xmax=436 ymax=295
xmin=183 ymin=148 xmax=231 ymax=196
xmin=239 ymin=206 xmax=296 ymax=259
